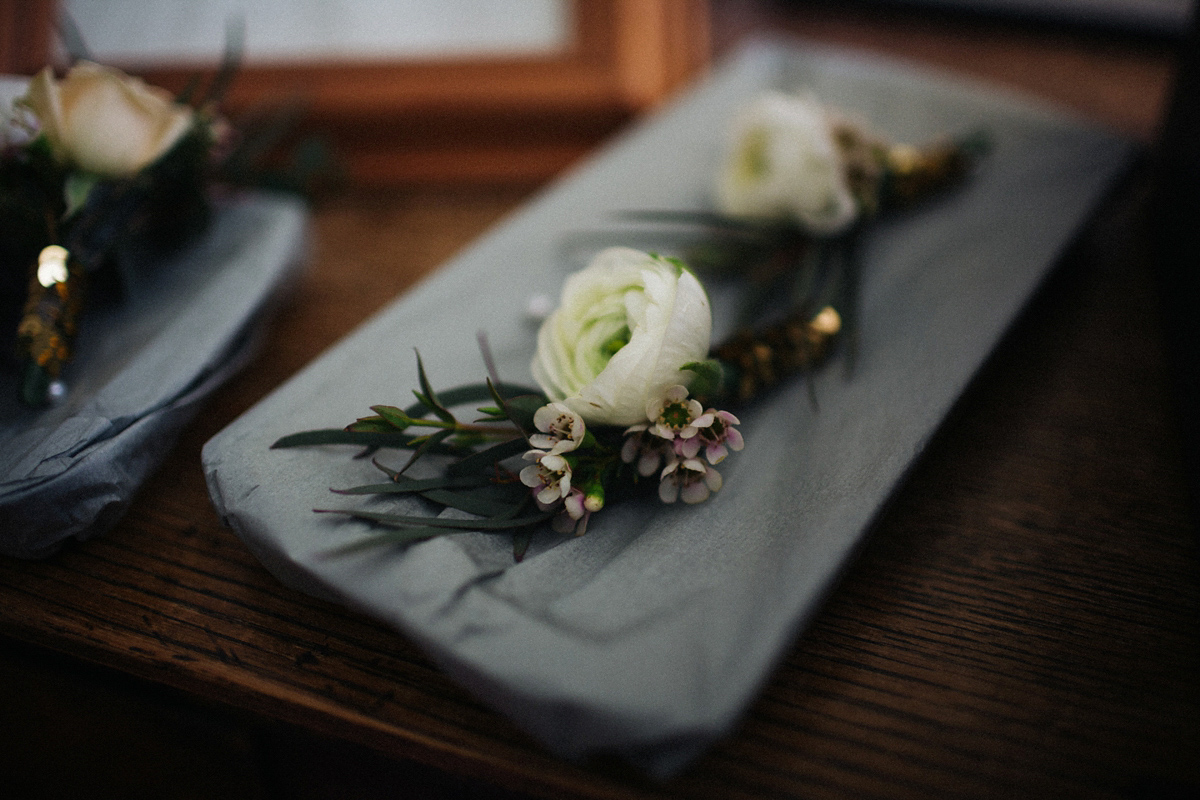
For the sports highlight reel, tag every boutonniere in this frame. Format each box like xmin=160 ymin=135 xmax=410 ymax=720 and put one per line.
xmin=3 ymin=60 xmax=219 ymax=406
xmin=3 ymin=46 xmax=335 ymax=407
xmin=274 ymin=89 xmax=988 ymax=559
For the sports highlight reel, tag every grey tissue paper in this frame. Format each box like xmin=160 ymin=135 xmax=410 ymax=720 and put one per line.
xmin=202 ymin=41 xmax=1134 ymax=776
xmin=1 ymin=193 xmax=309 ymax=558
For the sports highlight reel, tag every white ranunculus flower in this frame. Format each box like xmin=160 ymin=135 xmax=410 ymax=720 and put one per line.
xmin=715 ymin=90 xmax=859 ymax=235
xmin=531 ymin=247 xmax=712 ymax=427
xmin=21 ymin=61 xmax=194 ymax=177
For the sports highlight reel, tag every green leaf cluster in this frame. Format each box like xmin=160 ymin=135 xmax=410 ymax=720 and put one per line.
xmin=273 ymin=356 xmax=551 ymax=559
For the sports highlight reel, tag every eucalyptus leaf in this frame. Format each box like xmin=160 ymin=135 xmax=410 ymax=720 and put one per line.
xmin=333 ymin=475 xmax=493 ymax=495
xmin=420 ymin=488 xmax=523 ymax=517
xmin=272 ymin=429 xmax=429 ymax=449
xmin=447 ymin=436 xmax=528 ymax=477
xmin=346 ymin=417 xmax=395 ymax=434
xmin=370 ymin=405 xmax=414 ymax=430
xmin=315 ymin=508 xmax=554 ymax=531
xmin=403 ymin=382 xmax=541 ymax=418
xmin=415 ymin=353 xmax=455 ymax=423
xmin=395 ymin=427 xmax=455 ymax=476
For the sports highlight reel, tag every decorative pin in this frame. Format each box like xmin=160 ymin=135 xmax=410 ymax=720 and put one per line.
xmin=36 ymin=245 xmax=70 ymax=288
xmin=18 ymin=245 xmax=85 ymax=407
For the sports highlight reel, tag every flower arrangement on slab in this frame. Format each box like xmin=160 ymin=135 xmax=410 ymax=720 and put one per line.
xmin=1 ymin=60 xmax=219 ymax=406
xmin=274 ymin=89 xmax=988 ymax=559
xmin=2 ymin=48 xmax=333 ymax=407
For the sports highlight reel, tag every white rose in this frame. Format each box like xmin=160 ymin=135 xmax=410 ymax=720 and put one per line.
xmin=531 ymin=247 xmax=712 ymax=427
xmin=715 ymin=90 xmax=858 ymax=235
xmin=21 ymin=61 xmax=194 ymax=177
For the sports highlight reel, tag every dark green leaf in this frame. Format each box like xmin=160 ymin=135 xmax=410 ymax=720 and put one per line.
xmin=200 ymin=17 xmax=245 ymax=105
xmin=331 ymin=474 xmax=493 ymax=495
xmin=315 ymin=508 xmax=554 ymax=531
xmin=395 ymin=427 xmax=454 ymax=476
xmin=272 ymin=429 xmax=429 ymax=449
xmin=420 ymin=488 xmax=524 ymax=517
xmin=346 ymin=417 xmax=395 ymax=434
xmin=619 ymin=208 xmax=784 ymax=232
xmin=403 ymin=382 xmax=541 ymax=418
xmin=370 ymin=405 xmax=414 ymax=430
xmin=681 ymin=359 xmax=725 ymax=400
xmin=447 ymin=435 xmax=528 ymax=477
xmin=503 ymin=395 xmax=545 ymax=433
xmin=415 ymin=352 xmax=455 ymax=423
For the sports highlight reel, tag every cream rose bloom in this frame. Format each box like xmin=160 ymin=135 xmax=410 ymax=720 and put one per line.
xmin=22 ymin=61 xmax=193 ymax=177
xmin=531 ymin=247 xmax=712 ymax=427
xmin=715 ymin=90 xmax=858 ymax=235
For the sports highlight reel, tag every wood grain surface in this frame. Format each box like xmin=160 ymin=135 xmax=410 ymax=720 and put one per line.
xmin=2 ymin=3 xmax=1197 ymax=798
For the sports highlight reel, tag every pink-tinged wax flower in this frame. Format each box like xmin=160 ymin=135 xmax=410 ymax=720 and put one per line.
xmin=553 ymin=488 xmax=592 ymax=536
xmin=519 ymin=451 xmax=572 ymax=507
xmin=621 ymin=422 xmax=673 ymax=477
xmin=679 ymin=409 xmax=743 ymax=464
xmin=528 ymin=402 xmax=586 ymax=455
xmin=646 ymin=384 xmax=711 ymax=442
xmin=659 ymin=456 xmax=723 ymax=504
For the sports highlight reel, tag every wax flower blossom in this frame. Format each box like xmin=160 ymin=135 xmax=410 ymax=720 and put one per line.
xmin=520 ymin=450 xmax=573 ymax=507
xmin=618 ymin=384 xmax=743 ymax=504
xmin=659 ymin=455 xmax=722 ymax=505
xmin=527 ymin=402 xmax=586 ymax=455
xmin=520 ymin=380 xmax=743 ymax=527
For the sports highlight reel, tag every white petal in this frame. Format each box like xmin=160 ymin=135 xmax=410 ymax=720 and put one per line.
xmin=563 ymin=491 xmax=586 ymax=519
xmin=528 ymin=433 xmax=556 ymax=450
xmin=665 ymin=384 xmax=689 ymax=403
xmin=638 ymin=452 xmax=661 ymax=477
xmin=519 ymin=465 xmax=543 ymax=488
xmin=679 ymin=437 xmax=701 ymax=459
xmin=680 ymin=481 xmax=710 ymax=504
xmin=705 ymin=467 xmax=723 ymax=492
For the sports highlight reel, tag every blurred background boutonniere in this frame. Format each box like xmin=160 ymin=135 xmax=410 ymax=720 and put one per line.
xmin=1 ymin=32 xmax=336 ymax=408
xmin=622 ymin=88 xmax=990 ymax=400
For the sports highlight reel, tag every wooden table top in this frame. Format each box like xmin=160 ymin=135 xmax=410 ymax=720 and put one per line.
xmin=2 ymin=5 xmax=1197 ymax=799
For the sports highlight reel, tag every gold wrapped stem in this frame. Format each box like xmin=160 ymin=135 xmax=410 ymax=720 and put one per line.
xmin=713 ymin=305 xmax=842 ymax=403
xmin=881 ymin=139 xmax=975 ymax=208
xmin=17 ymin=245 xmax=85 ymax=405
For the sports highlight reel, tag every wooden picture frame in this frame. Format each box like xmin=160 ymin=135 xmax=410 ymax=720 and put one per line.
xmin=0 ymin=0 xmax=55 ymax=76
xmin=99 ymin=1 xmax=709 ymax=185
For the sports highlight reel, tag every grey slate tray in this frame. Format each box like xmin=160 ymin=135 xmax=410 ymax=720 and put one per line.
xmin=201 ymin=41 xmax=1134 ymax=776
xmin=1 ymin=192 xmax=309 ymax=558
